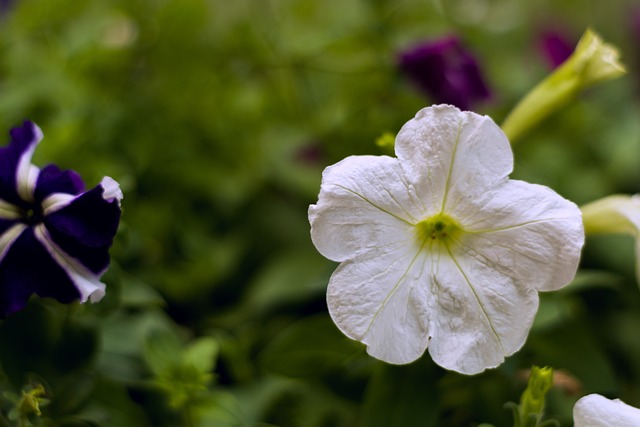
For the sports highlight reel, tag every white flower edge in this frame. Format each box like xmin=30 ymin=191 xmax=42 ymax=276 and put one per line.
xmin=101 ymin=176 xmax=123 ymax=206
xmin=574 ymin=394 xmax=640 ymax=427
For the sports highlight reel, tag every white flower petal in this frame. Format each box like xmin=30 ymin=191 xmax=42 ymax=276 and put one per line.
xmin=327 ymin=238 xmax=431 ymax=364
xmin=428 ymin=246 xmax=538 ymax=374
xmin=310 ymin=155 xmax=427 ymax=262
xmin=574 ymin=394 xmax=640 ymax=427
xmin=100 ymin=176 xmax=123 ymax=206
xmin=395 ymin=105 xmax=513 ymax=213
xmin=453 ymin=180 xmax=584 ymax=291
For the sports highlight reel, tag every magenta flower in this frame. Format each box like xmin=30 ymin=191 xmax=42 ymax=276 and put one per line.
xmin=398 ymin=36 xmax=491 ymax=111
xmin=0 ymin=121 xmax=122 ymax=317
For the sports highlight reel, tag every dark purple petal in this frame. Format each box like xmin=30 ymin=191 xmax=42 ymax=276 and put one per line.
xmin=0 ymin=219 xmax=17 ymax=235
xmin=44 ymin=182 xmax=121 ymax=275
xmin=0 ymin=121 xmax=41 ymax=206
xmin=460 ymin=55 xmax=491 ymax=99
xmin=398 ymin=36 xmax=491 ymax=110
xmin=0 ymin=228 xmax=80 ymax=317
xmin=34 ymin=164 xmax=85 ymax=202
xmin=539 ymin=31 xmax=574 ymax=69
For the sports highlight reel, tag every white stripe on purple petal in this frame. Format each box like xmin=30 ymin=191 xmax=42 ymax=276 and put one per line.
xmin=0 ymin=199 xmax=21 ymax=220
xmin=34 ymin=224 xmax=106 ymax=303
xmin=0 ymin=223 xmax=26 ymax=263
xmin=42 ymin=193 xmax=77 ymax=215
xmin=15 ymin=123 xmax=42 ymax=203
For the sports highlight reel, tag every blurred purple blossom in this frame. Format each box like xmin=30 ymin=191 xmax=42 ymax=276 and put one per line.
xmin=630 ymin=10 xmax=640 ymax=67
xmin=631 ymin=9 xmax=640 ymax=41
xmin=397 ymin=36 xmax=491 ymax=111
xmin=539 ymin=30 xmax=574 ymax=69
xmin=0 ymin=0 xmax=13 ymax=16
xmin=294 ymin=141 xmax=324 ymax=166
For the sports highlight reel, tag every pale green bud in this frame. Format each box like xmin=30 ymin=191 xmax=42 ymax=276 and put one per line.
xmin=571 ymin=29 xmax=627 ymax=87
xmin=519 ymin=366 xmax=554 ymax=422
xmin=581 ymin=194 xmax=640 ymax=285
xmin=502 ymin=28 xmax=626 ymax=143
xmin=581 ymin=194 xmax=640 ymax=236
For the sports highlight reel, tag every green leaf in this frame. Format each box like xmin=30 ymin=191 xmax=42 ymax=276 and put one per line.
xmin=243 ymin=251 xmax=332 ymax=316
xmin=97 ymin=309 xmax=177 ymax=382
xmin=194 ymin=390 xmax=248 ymax=427
xmin=259 ymin=314 xmax=362 ymax=377
xmin=528 ymin=321 xmax=617 ymax=392
xmin=74 ymin=377 xmax=150 ymax=426
xmin=360 ymin=361 xmax=439 ymax=427
xmin=144 ymin=329 xmax=183 ymax=378
xmin=184 ymin=337 xmax=219 ymax=375
xmin=49 ymin=373 xmax=95 ymax=417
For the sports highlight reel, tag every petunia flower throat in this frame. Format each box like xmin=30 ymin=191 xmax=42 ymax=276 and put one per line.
xmin=415 ymin=213 xmax=462 ymax=247
xmin=309 ymin=105 xmax=584 ymax=375
xmin=0 ymin=121 xmax=122 ymax=317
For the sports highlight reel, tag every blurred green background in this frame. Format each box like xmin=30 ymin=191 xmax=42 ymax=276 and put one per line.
xmin=0 ymin=0 xmax=639 ymax=426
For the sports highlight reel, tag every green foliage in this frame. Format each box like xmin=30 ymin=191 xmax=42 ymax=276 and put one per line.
xmin=0 ymin=0 xmax=637 ymax=425
xmin=360 ymin=361 xmax=440 ymax=427
xmin=144 ymin=330 xmax=218 ymax=409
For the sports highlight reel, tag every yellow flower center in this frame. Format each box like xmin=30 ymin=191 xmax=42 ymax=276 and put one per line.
xmin=415 ymin=213 xmax=462 ymax=247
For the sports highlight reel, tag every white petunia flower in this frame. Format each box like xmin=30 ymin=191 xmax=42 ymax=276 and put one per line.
xmin=308 ymin=105 xmax=584 ymax=375
xmin=574 ymin=394 xmax=640 ymax=427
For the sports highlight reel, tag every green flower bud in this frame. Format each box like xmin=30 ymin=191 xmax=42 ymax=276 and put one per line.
xmin=571 ymin=29 xmax=627 ymax=86
xmin=502 ymin=28 xmax=625 ymax=143
xmin=6 ymin=383 xmax=49 ymax=422
xmin=519 ymin=366 xmax=554 ymax=426
xmin=19 ymin=384 xmax=47 ymax=417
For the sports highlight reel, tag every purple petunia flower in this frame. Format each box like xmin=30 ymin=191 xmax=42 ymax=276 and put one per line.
xmin=632 ymin=10 xmax=640 ymax=42
xmin=0 ymin=121 xmax=122 ymax=317
xmin=539 ymin=30 xmax=574 ymax=69
xmin=0 ymin=0 xmax=14 ymax=17
xmin=398 ymin=36 xmax=491 ymax=111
